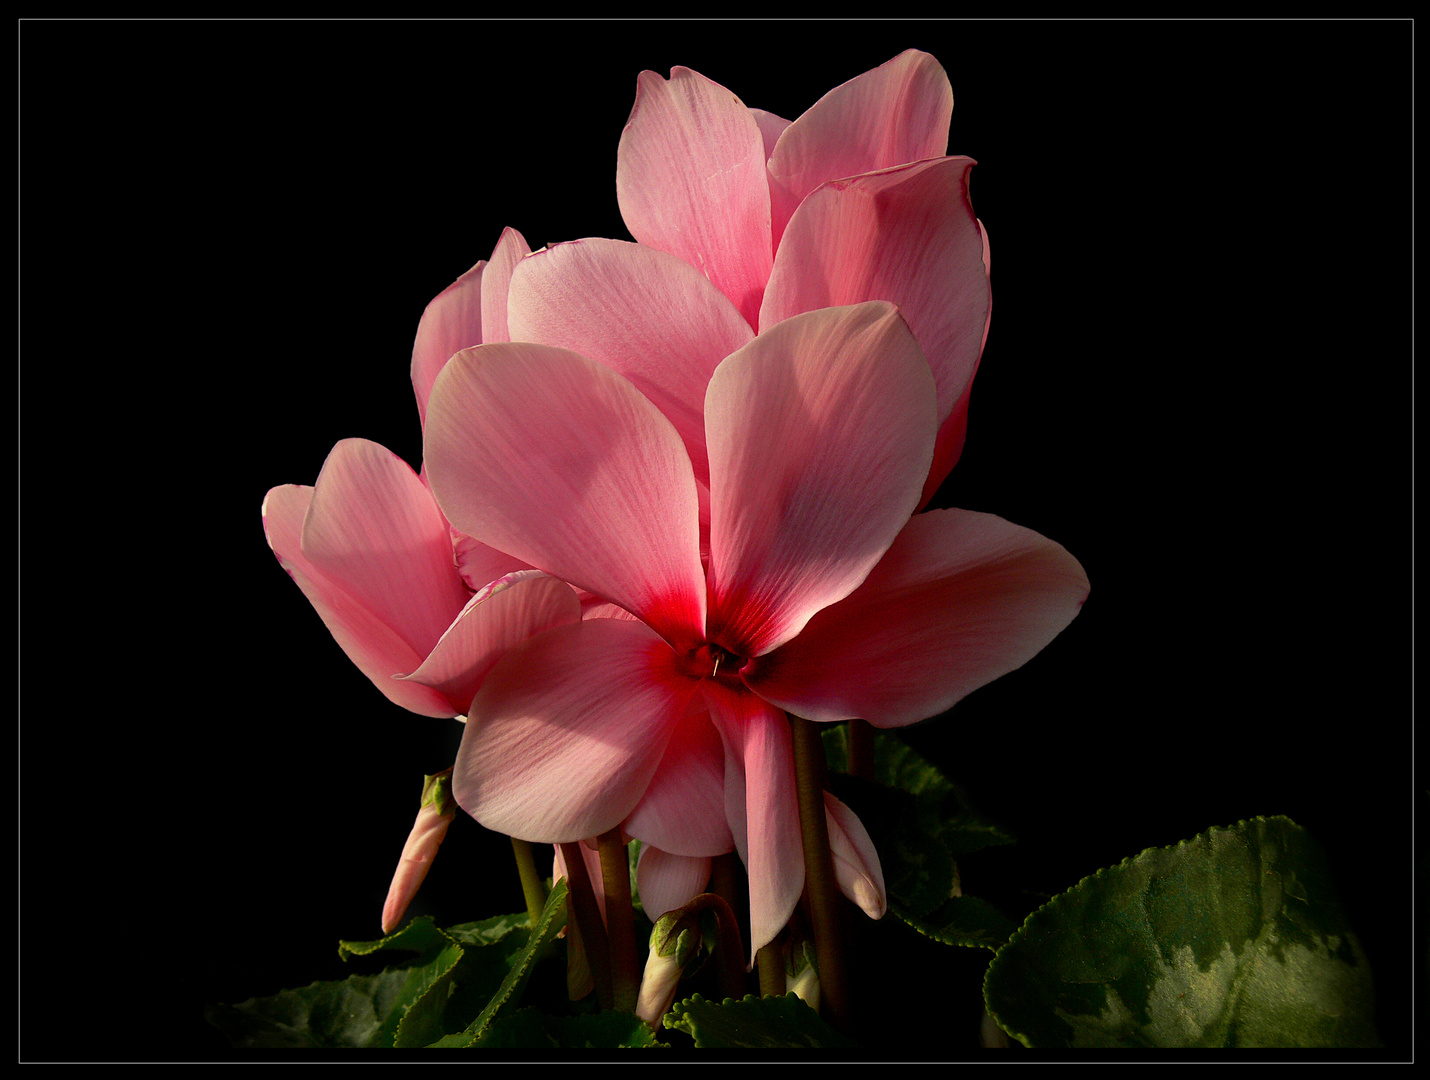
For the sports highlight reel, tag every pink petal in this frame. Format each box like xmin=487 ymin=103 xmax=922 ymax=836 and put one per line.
xmin=749 ymin=107 xmax=791 ymax=163
xmin=766 ymin=49 xmax=953 ymax=247
xmin=702 ymin=682 xmax=802 ymax=963
xmin=300 ymin=439 xmax=471 ymax=661
xmin=623 ymin=697 xmax=733 ymax=857
xmin=424 ymin=341 xmax=707 ymax=651
xmin=399 ymin=570 xmax=582 ymax=714
xmin=918 ymin=215 xmax=994 ymax=509
xmin=453 ymin=618 xmax=698 ymax=843
xmin=745 ymin=509 xmax=1090 ymax=727
xmin=636 ymin=846 xmax=712 ymax=920
xmin=554 ymin=839 xmax=607 ymax=922
xmin=824 ymin=792 xmax=886 ymax=920
xmin=760 ymin=157 xmax=990 ymax=449
xmin=506 ymin=238 xmax=753 ymax=489
xmin=704 ymin=302 xmax=937 ymax=659
xmin=449 ymin=529 xmax=531 ymax=594
xmin=616 ymin=66 xmax=773 ymax=328
xmin=410 ymin=258 xmax=484 ymax=430
xmin=478 ymin=226 xmax=531 ymax=346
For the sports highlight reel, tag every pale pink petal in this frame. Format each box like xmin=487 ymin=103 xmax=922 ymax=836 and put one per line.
xmin=623 ymin=698 xmax=733 ymax=857
xmin=453 ymin=619 xmax=698 ymax=843
xmin=824 ymin=792 xmax=886 ymax=920
xmin=636 ymin=846 xmax=712 ymax=920
xmin=766 ymin=49 xmax=952 ymax=247
xmin=478 ymin=226 xmax=531 ymax=346
xmin=424 ymin=341 xmax=707 ymax=650
xmin=749 ymin=107 xmax=791 ymax=164
xmin=300 ymin=439 xmax=471 ymax=661
xmin=262 ymin=479 xmax=458 ymax=719
xmin=702 ymin=683 xmax=803 ymax=963
xmin=761 ymin=156 xmax=989 ymax=437
xmin=399 ymin=570 xmax=582 ymax=714
xmin=410 ymin=259 xmax=484 ymax=430
xmin=746 ymin=509 xmax=1090 ymax=727
xmin=617 ymin=67 xmax=773 ymax=328
xmin=704 ymin=302 xmax=937 ymax=659
xmin=449 ymin=529 xmax=531 ymax=594
xmin=506 ymin=238 xmax=753 ymax=488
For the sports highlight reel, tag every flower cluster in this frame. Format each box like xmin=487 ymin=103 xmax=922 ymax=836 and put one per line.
xmin=263 ymin=50 xmax=1087 ymax=1000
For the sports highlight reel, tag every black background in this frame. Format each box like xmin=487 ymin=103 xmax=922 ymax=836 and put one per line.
xmin=19 ymin=16 xmax=1414 ymax=1060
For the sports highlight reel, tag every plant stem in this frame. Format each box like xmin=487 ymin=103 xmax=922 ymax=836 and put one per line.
xmin=559 ymin=841 xmax=612 ymax=1010
xmin=789 ymin=713 xmax=851 ymax=1030
xmin=681 ymin=892 xmax=747 ymax=1002
xmin=597 ymin=828 xmax=639 ymax=1013
xmin=757 ymin=940 xmax=786 ymax=997
xmin=510 ymin=837 xmax=548 ymax=928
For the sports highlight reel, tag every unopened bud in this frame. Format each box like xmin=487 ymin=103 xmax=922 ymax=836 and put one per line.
xmin=380 ymin=768 xmax=456 ymax=934
xmin=635 ymin=911 xmax=700 ymax=1028
xmin=786 ymin=938 xmax=820 ymax=1012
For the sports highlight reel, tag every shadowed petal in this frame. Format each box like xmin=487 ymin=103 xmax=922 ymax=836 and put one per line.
xmin=478 ymin=226 xmax=531 ymax=346
xmin=262 ymin=483 xmax=456 ymax=717
xmin=623 ymin=696 xmax=733 ymax=857
xmin=824 ymin=792 xmax=886 ymax=919
xmin=454 ymin=619 xmax=698 ymax=843
xmin=702 ymin=682 xmax=802 ymax=963
xmin=507 ymin=238 xmax=753 ymax=489
xmin=400 ymin=570 xmax=582 ymax=714
xmin=617 ymin=66 xmax=773 ymax=328
xmin=746 ymin=509 xmax=1090 ymax=727
xmin=766 ymin=49 xmax=952 ymax=247
xmin=704 ymin=302 xmax=936 ymax=659
xmin=424 ymin=341 xmax=707 ymax=650
xmin=636 ymin=846 xmax=713 ymax=920
xmin=411 ymin=259 xmax=484 ymax=430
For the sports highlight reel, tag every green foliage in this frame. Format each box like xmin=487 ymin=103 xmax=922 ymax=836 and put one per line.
xmin=982 ymin=816 xmax=1381 ymax=1048
xmin=664 ymin=994 xmax=860 ymax=1049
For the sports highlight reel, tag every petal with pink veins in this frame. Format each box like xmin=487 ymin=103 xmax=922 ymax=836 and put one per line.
xmin=760 ymin=157 xmax=991 ymax=509
xmin=824 ymin=791 xmax=886 ymax=920
xmin=702 ymin=683 xmax=803 ymax=963
xmin=745 ymin=509 xmax=1090 ymax=727
xmin=454 ymin=619 xmax=698 ymax=844
xmin=704 ymin=302 xmax=937 ymax=659
xmin=478 ymin=226 xmax=531 ymax=346
xmin=506 ymin=238 xmax=753 ymax=489
xmin=410 ymin=258 xmax=485 ymax=430
xmin=262 ymin=483 xmax=457 ymax=717
xmin=617 ymin=67 xmax=773 ymax=329
xmin=636 ymin=846 xmax=713 ymax=920
xmin=399 ymin=570 xmax=583 ymax=714
xmin=424 ymin=341 xmax=707 ymax=650
xmin=624 ymin=696 xmax=733 ymax=858
xmin=765 ymin=49 xmax=953 ymax=247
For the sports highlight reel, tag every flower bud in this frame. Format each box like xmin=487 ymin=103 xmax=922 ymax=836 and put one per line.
xmin=635 ymin=911 xmax=700 ymax=1028
xmin=380 ymin=768 xmax=456 ymax=934
xmin=786 ymin=938 xmax=820 ymax=1012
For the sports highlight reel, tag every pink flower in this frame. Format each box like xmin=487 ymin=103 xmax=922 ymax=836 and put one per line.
xmin=423 ymin=300 xmax=1088 ymax=958
xmin=382 ymin=769 xmax=458 ymax=934
xmin=616 ymin=50 xmax=991 ymax=506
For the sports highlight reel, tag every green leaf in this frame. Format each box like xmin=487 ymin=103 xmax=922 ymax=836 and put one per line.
xmin=204 ymin=968 xmax=429 ymax=1049
xmin=663 ymin=993 xmax=860 ymax=1049
xmin=425 ymin=879 xmax=570 ymax=1047
xmin=983 ymin=816 xmax=1381 ymax=1048
xmin=473 ymin=1006 xmax=666 ymax=1048
xmin=894 ymin=894 xmax=1020 ymax=951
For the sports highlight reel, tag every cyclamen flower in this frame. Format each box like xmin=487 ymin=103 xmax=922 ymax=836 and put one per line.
xmin=423 ymin=300 xmax=1089 ymax=957
xmin=617 ymin=49 xmax=990 ymax=506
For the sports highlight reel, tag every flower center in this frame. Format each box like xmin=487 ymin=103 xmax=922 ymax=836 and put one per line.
xmin=683 ymin=642 xmax=746 ymax=682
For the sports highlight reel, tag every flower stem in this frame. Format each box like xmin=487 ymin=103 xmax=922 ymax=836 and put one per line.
xmin=597 ymin=828 xmax=639 ymax=1013
xmin=559 ymin=841 xmax=612 ymax=1009
xmin=789 ymin=713 xmax=851 ymax=1030
xmin=757 ymin=940 xmax=786 ymax=997
xmin=682 ymin=892 xmax=747 ymax=1001
xmin=510 ymin=837 xmax=548 ymax=928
